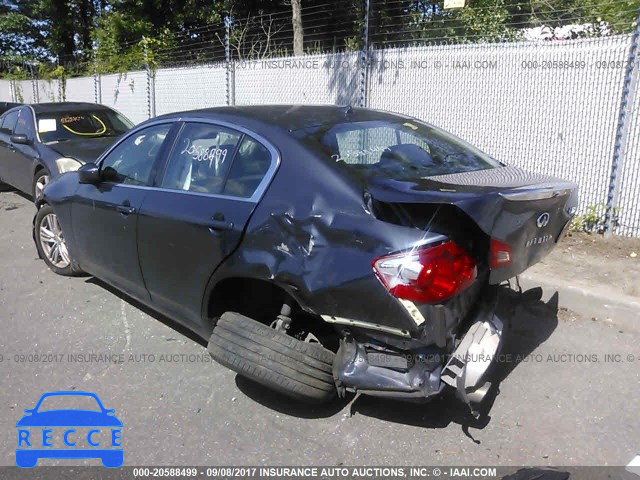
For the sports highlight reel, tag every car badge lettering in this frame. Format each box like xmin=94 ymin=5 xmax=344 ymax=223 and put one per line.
xmin=525 ymin=234 xmax=553 ymax=247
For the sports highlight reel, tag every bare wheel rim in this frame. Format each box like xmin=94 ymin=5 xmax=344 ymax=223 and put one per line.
xmin=39 ymin=213 xmax=70 ymax=269
xmin=35 ymin=174 xmax=49 ymax=199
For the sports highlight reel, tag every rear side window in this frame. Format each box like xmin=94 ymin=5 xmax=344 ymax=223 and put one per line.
xmin=223 ymin=136 xmax=271 ymax=198
xmin=0 ymin=110 xmax=19 ymax=135
xmin=161 ymin=123 xmax=242 ymax=195
xmin=295 ymin=119 xmax=501 ymax=180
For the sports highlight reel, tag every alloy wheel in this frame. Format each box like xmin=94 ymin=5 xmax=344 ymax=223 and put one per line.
xmin=39 ymin=213 xmax=71 ymax=268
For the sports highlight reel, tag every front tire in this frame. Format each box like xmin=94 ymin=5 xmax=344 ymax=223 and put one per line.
xmin=32 ymin=169 xmax=50 ymax=202
xmin=208 ymin=312 xmax=337 ymax=404
xmin=34 ymin=204 xmax=83 ymax=276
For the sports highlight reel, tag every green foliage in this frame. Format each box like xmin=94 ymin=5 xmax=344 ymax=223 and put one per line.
xmin=1 ymin=0 xmax=639 ymax=75
xmin=570 ymin=203 xmax=622 ymax=234
xmin=0 ymin=2 xmax=47 ymax=61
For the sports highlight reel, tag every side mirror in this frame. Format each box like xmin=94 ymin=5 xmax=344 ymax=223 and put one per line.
xmin=78 ymin=163 xmax=101 ymax=184
xmin=23 ymin=409 xmax=34 ymax=414
xmin=10 ymin=134 xmax=31 ymax=145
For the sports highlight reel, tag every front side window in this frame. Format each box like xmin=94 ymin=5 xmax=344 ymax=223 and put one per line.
xmin=36 ymin=109 xmax=133 ymax=144
xmin=295 ymin=119 xmax=501 ymax=180
xmin=14 ymin=109 xmax=35 ymax=138
xmin=161 ymin=123 xmax=242 ymax=195
xmin=0 ymin=110 xmax=19 ymax=135
xmin=100 ymin=124 xmax=172 ymax=185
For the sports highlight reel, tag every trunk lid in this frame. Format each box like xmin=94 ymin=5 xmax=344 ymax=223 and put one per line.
xmin=366 ymin=166 xmax=579 ymax=283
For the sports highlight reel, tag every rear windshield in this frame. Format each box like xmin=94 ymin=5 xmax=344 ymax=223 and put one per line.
xmin=36 ymin=110 xmax=133 ymax=143
xmin=294 ymin=119 xmax=501 ymax=180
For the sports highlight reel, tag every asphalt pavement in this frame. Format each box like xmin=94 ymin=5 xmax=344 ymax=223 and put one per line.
xmin=1 ymin=190 xmax=639 ymax=468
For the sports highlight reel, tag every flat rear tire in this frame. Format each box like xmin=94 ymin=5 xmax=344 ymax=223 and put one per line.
xmin=208 ymin=312 xmax=337 ymax=404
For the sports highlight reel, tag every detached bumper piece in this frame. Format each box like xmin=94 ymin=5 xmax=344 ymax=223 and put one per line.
xmin=333 ymin=335 xmax=444 ymax=399
xmin=332 ymin=306 xmax=504 ymax=409
xmin=441 ymin=313 xmax=503 ymax=412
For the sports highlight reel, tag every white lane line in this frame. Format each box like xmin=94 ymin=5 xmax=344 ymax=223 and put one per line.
xmin=121 ymin=300 xmax=131 ymax=351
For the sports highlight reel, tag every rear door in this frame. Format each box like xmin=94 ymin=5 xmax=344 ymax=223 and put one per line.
xmin=71 ymin=122 xmax=175 ymax=301
xmin=137 ymin=121 xmax=278 ymax=327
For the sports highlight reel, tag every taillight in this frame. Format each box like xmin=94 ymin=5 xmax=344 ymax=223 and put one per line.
xmin=489 ymin=238 xmax=512 ymax=269
xmin=372 ymin=241 xmax=477 ymax=304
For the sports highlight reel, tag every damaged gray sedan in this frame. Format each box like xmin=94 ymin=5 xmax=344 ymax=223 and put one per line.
xmin=34 ymin=105 xmax=578 ymax=414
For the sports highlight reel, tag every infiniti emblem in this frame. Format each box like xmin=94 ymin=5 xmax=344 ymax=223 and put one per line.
xmin=536 ymin=212 xmax=550 ymax=228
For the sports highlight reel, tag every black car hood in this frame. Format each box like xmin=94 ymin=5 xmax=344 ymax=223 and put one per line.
xmin=48 ymin=136 xmax=119 ymax=164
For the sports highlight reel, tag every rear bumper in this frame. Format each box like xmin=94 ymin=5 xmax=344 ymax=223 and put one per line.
xmin=441 ymin=312 xmax=503 ymax=405
xmin=332 ymin=295 xmax=503 ymax=408
xmin=332 ymin=335 xmax=445 ymax=399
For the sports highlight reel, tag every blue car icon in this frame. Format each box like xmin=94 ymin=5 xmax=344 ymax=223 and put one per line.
xmin=16 ymin=391 xmax=123 ymax=468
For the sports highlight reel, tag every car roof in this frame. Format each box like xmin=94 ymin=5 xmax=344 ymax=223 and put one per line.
xmin=156 ymin=104 xmax=410 ymax=132
xmin=0 ymin=102 xmax=23 ymax=115
xmin=30 ymin=102 xmax=114 ymax=114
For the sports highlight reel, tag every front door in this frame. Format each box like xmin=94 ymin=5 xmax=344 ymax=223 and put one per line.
xmin=11 ymin=108 xmax=39 ymax=194
xmin=71 ymin=123 xmax=174 ymax=301
xmin=0 ymin=109 xmax=20 ymax=187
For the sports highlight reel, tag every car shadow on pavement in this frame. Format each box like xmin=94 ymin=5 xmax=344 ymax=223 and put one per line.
xmin=234 ymin=376 xmax=353 ymax=418
xmin=84 ymin=277 xmax=207 ymax=347
xmin=502 ymin=468 xmax=569 ymax=480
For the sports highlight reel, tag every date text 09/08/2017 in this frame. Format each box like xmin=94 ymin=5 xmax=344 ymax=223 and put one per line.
xmin=131 ymin=466 xmax=499 ymax=478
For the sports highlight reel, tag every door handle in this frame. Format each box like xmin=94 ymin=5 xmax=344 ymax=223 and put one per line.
xmin=116 ymin=204 xmax=136 ymax=215
xmin=208 ymin=213 xmax=233 ymax=231
xmin=208 ymin=219 xmax=234 ymax=231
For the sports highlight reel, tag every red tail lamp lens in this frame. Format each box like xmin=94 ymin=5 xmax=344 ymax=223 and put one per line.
xmin=489 ymin=238 xmax=513 ymax=269
xmin=372 ymin=241 xmax=477 ymax=304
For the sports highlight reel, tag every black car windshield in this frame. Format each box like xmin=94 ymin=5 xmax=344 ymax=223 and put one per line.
xmin=294 ymin=119 xmax=501 ymax=180
xmin=37 ymin=110 xmax=133 ymax=143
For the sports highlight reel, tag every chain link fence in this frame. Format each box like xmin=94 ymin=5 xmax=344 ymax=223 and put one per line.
xmin=1 ymin=34 xmax=639 ymax=237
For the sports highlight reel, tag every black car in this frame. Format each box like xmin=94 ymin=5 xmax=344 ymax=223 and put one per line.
xmin=0 ymin=102 xmax=133 ymax=200
xmin=33 ymin=105 xmax=578 ymax=412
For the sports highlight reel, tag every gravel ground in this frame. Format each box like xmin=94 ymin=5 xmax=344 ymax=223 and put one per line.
xmin=1 ymin=191 xmax=639 ymax=469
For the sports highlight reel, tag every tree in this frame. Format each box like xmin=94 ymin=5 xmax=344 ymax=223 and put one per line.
xmin=0 ymin=1 xmax=48 ymax=63
xmin=291 ymin=0 xmax=304 ymax=56
xmin=2 ymin=0 xmax=639 ymax=76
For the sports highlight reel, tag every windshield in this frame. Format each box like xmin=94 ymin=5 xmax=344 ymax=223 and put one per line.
xmin=294 ymin=119 xmax=501 ymax=180
xmin=37 ymin=109 xmax=133 ymax=143
xmin=36 ymin=394 xmax=102 ymax=412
